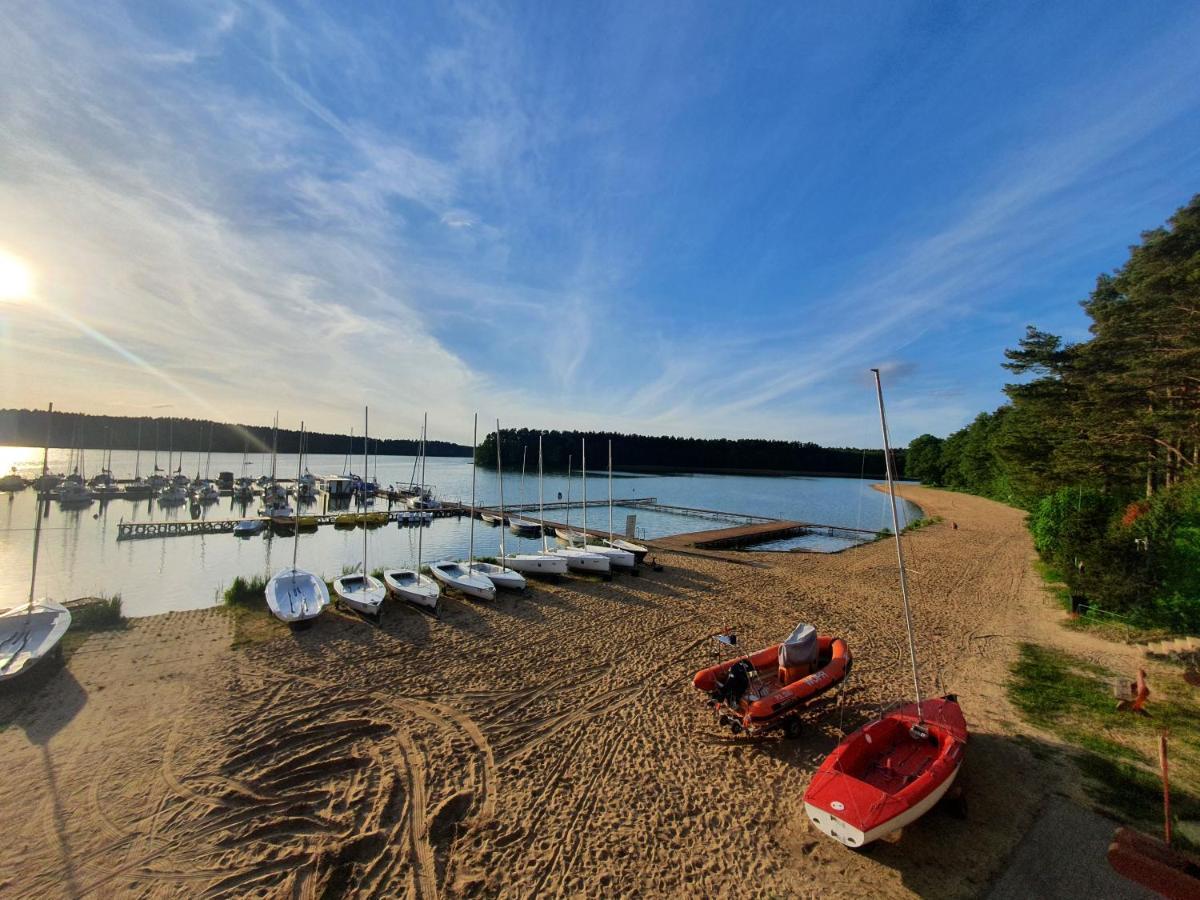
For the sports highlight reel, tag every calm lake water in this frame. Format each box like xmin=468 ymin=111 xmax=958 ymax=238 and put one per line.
xmin=0 ymin=447 xmax=920 ymax=617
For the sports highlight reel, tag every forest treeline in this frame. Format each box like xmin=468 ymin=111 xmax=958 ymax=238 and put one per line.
xmin=476 ymin=429 xmax=903 ymax=478
xmin=906 ymin=195 xmax=1200 ymax=629
xmin=0 ymin=409 xmax=471 ymax=458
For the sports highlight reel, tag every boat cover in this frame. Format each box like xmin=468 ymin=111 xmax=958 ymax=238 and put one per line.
xmin=778 ymin=623 xmax=818 ymax=668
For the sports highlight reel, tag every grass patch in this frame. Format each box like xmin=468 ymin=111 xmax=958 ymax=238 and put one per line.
xmin=72 ymin=594 xmax=125 ymax=631
xmin=223 ymin=575 xmax=267 ymax=608
xmin=1009 ymin=642 xmax=1200 ymax=845
xmin=876 ymin=515 xmax=944 ymax=540
xmin=1034 ymin=558 xmax=1178 ymax=643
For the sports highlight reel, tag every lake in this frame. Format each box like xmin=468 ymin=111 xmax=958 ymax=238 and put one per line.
xmin=0 ymin=447 xmax=920 ymax=617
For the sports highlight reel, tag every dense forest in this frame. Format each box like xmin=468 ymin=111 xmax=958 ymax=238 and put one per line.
xmin=0 ymin=409 xmax=471 ymax=458
xmin=907 ymin=195 xmax=1200 ymax=629
xmin=475 ymin=429 xmax=904 ymax=478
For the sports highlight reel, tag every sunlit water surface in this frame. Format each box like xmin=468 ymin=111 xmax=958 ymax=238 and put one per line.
xmin=0 ymin=447 xmax=918 ymax=617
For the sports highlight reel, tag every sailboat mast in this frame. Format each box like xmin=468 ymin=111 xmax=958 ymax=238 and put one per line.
xmin=539 ymin=434 xmax=547 ymax=553
xmin=270 ymin=413 xmax=278 ymax=482
xmin=154 ymin=419 xmax=159 ymax=474
xmin=293 ymin=422 xmax=305 ymax=569
xmin=417 ymin=412 xmax=427 ymax=571
xmin=134 ymin=420 xmax=142 ymax=480
xmin=565 ymin=455 xmax=572 ymax=532
xmin=496 ymin=420 xmax=507 ymax=562
xmin=28 ymin=403 xmax=53 ymax=611
xmin=468 ymin=414 xmax=477 ymax=571
xmin=872 ymin=368 xmax=924 ymax=716
xmin=607 ymin=439 xmax=614 ymax=542
xmin=363 ymin=407 xmax=369 ymax=576
xmin=581 ymin=439 xmax=587 ymax=539
xmin=205 ymin=423 xmax=213 ymax=480
xmin=168 ymin=419 xmax=173 ymax=476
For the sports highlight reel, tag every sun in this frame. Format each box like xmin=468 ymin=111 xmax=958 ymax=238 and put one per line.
xmin=0 ymin=250 xmax=35 ymax=302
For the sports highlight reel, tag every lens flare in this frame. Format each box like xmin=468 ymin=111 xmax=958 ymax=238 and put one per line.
xmin=0 ymin=251 xmax=34 ymax=302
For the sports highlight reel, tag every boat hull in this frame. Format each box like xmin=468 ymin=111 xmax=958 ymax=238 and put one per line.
xmin=430 ymin=562 xmax=496 ymax=600
xmin=802 ymin=695 xmax=967 ymax=847
xmin=584 ymin=544 xmax=636 ymax=569
xmin=468 ymin=562 xmax=526 ymax=591
xmin=265 ymin=567 xmax=330 ymax=623
xmin=607 ymin=538 xmax=648 ymax=563
xmin=383 ymin=570 xmax=440 ymax=611
xmin=333 ymin=575 xmax=386 ymax=616
xmin=501 ymin=553 xmax=568 ymax=576
xmin=0 ymin=600 xmax=71 ymax=681
xmin=508 ymin=518 xmax=542 ymax=537
xmin=550 ymin=547 xmax=611 ymax=574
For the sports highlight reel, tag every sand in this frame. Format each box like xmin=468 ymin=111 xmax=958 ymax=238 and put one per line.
xmin=0 ymin=487 xmax=1151 ymax=897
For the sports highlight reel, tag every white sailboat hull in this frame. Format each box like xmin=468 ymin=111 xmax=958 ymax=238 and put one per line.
xmin=265 ymin=567 xmax=330 ymax=623
xmin=607 ymin=538 xmax=648 ymax=563
xmin=0 ymin=600 xmax=71 ymax=681
xmin=467 ymin=562 xmax=526 ymax=591
xmin=383 ymin=570 xmax=440 ymax=611
xmin=333 ymin=574 xmax=386 ymax=616
xmin=430 ymin=562 xmax=496 ymax=600
xmin=550 ymin=547 xmax=611 ymax=574
xmin=585 ymin=544 xmax=636 ymax=569
xmin=501 ymin=553 xmax=568 ymax=576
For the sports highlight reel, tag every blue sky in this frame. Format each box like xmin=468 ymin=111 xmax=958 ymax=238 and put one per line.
xmin=2 ymin=2 xmax=1198 ymax=446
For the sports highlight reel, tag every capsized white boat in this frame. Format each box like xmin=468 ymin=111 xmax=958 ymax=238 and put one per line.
xmin=430 ymin=561 xmax=496 ymax=601
xmin=382 ymin=569 xmax=440 ymax=612
xmin=265 ymin=567 xmax=329 ymax=624
xmin=467 ymin=561 xmax=526 ymax=591
xmin=333 ymin=573 xmax=386 ymax=617
xmin=0 ymin=600 xmax=72 ymax=681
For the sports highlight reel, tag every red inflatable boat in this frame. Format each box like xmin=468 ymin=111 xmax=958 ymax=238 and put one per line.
xmin=692 ymin=634 xmax=851 ymax=735
xmin=803 ymin=695 xmax=967 ymax=848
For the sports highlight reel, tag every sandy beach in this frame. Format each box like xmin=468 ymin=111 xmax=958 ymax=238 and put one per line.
xmin=0 ymin=486 xmax=1149 ymax=898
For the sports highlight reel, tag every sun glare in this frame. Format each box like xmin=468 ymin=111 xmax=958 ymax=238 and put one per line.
xmin=0 ymin=251 xmax=35 ymax=302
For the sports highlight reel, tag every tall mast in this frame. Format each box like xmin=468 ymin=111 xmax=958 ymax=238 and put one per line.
xmin=607 ymin=439 xmax=614 ymax=542
xmin=134 ymin=420 xmax=142 ymax=480
xmin=27 ymin=403 xmax=53 ymax=611
xmin=468 ymin=414 xmax=477 ymax=571
xmin=872 ymin=368 xmax=924 ymax=719
xmin=292 ymin=422 xmax=305 ymax=569
xmin=538 ymin=434 xmax=547 ymax=553
xmin=520 ymin=445 xmax=527 ymax=506
xmin=565 ymin=454 xmax=572 ymax=532
xmin=363 ymin=407 xmax=369 ymax=576
xmin=168 ymin=418 xmax=173 ymax=476
xmin=581 ymin=439 xmax=587 ymax=539
xmin=417 ymin=412 xmax=427 ymax=572
xmin=205 ymin=423 xmax=213 ymax=480
xmin=496 ymin=420 xmax=507 ymax=562
xmin=270 ymin=413 xmax=278 ymax=482
xmin=154 ymin=419 xmax=159 ymax=473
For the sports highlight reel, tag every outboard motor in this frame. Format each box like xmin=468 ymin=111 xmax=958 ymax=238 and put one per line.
xmin=713 ymin=659 xmax=754 ymax=706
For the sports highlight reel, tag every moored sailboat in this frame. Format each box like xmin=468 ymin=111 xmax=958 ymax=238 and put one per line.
xmin=383 ymin=413 xmax=441 ymax=612
xmin=332 ymin=409 xmax=386 ymax=618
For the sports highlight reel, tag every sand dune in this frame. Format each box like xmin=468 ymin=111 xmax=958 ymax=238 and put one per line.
xmin=0 ymin=487 xmax=1119 ymax=897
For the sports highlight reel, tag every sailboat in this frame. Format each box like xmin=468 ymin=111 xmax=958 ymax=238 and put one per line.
xmin=147 ymin=419 xmax=167 ymax=491
xmin=550 ymin=452 xmax=611 ymax=575
xmin=574 ymin=440 xmax=635 ymax=569
xmin=261 ymin=414 xmax=294 ymax=522
xmin=490 ymin=422 xmax=561 ymax=578
xmin=430 ymin=415 xmax=499 ymax=600
xmin=383 ymin=413 xmax=441 ymax=612
xmin=333 ymin=408 xmax=386 ymax=618
xmin=265 ymin=420 xmax=330 ymax=625
xmin=123 ymin=420 xmax=153 ymax=499
xmin=1 ymin=404 xmax=72 ymax=681
xmin=509 ymin=445 xmax=542 ymax=536
xmin=158 ymin=419 xmax=188 ymax=506
xmin=803 ymin=369 xmax=968 ymax=849
xmin=603 ymin=440 xmax=648 ymax=562
xmin=194 ymin=424 xmax=220 ymax=504
xmin=233 ymin=440 xmax=255 ymax=502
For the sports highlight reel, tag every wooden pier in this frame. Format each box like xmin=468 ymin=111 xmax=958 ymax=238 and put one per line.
xmin=115 ymin=505 xmax=463 ymax=541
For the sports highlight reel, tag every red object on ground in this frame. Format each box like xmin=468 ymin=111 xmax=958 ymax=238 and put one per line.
xmin=1108 ymin=827 xmax=1200 ymax=899
xmin=692 ymin=636 xmax=851 ymax=732
xmin=803 ymin=695 xmax=968 ymax=848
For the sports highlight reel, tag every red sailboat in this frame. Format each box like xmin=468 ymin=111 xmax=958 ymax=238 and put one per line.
xmin=803 ymin=369 xmax=969 ymax=848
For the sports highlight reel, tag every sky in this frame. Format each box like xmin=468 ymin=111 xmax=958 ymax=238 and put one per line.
xmin=1 ymin=2 xmax=1199 ymax=448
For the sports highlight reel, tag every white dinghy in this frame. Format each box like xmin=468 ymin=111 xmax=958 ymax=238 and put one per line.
xmin=265 ymin=421 xmax=329 ymax=625
xmin=549 ymin=451 xmax=611 ymax=576
xmin=333 ymin=408 xmax=387 ymax=619
xmin=601 ymin=440 xmax=647 ymax=565
xmin=430 ymin=560 xmax=497 ymax=601
xmin=504 ymin=433 xmax=570 ymax=575
xmin=1 ymin=404 xmax=72 ymax=681
xmin=576 ymin=440 xmax=636 ymax=570
xmin=382 ymin=413 xmax=441 ymax=613
xmin=383 ymin=568 xmax=439 ymax=612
